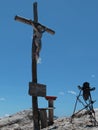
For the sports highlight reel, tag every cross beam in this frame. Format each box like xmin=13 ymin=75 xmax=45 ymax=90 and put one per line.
xmin=15 ymin=15 xmax=55 ymax=35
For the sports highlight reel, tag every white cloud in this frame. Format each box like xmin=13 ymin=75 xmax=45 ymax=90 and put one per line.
xmin=0 ymin=113 xmax=9 ymax=119
xmin=59 ymin=92 xmax=65 ymax=95
xmin=5 ymin=114 xmax=10 ymax=117
xmin=68 ymin=91 xmax=76 ymax=95
xmin=0 ymin=98 xmax=6 ymax=101
xmin=91 ymin=74 xmax=95 ymax=78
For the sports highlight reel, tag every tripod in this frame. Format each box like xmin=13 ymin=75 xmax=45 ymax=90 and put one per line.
xmin=71 ymin=82 xmax=98 ymax=126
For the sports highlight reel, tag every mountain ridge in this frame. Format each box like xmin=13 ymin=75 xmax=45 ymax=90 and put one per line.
xmin=0 ymin=109 xmax=98 ymax=130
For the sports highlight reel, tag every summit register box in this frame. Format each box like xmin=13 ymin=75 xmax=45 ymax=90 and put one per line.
xmin=29 ymin=82 xmax=46 ymax=97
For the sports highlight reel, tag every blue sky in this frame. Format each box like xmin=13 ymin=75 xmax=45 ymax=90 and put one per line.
xmin=0 ymin=0 xmax=98 ymax=117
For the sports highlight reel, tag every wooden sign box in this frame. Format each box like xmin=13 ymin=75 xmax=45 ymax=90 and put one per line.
xmin=29 ymin=82 xmax=46 ymax=97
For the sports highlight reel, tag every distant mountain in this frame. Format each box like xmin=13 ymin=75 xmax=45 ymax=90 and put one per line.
xmin=0 ymin=109 xmax=98 ymax=130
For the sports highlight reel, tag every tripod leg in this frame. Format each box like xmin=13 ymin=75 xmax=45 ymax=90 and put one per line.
xmin=85 ymin=94 xmax=98 ymax=126
xmin=71 ymin=90 xmax=82 ymax=122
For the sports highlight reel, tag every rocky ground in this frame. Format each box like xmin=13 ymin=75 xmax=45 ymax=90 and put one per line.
xmin=0 ymin=109 xmax=98 ymax=130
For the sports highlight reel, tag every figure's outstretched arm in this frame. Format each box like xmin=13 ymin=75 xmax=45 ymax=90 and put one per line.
xmin=90 ymin=87 xmax=95 ymax=91
xmin=15 ymin=15 xmax=55 ymax=34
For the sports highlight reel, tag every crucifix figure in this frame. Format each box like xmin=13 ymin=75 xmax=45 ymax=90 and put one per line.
xmin=32 ymin=23 xmax=46 ymax=61
xmin=15 ymin=2 xmax=55 ymax=130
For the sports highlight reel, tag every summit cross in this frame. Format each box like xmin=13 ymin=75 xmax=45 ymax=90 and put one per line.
xmin=15 ymin=2 xmax=55 ymax=130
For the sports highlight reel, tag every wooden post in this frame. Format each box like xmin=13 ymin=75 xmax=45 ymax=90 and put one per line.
xmin=39 ymin=108 xmax=48 ymax=128
xmin=45 ymin=96 xmax=57 ymax=125
xmin=31 ymin=2 xmax=40 ymax=130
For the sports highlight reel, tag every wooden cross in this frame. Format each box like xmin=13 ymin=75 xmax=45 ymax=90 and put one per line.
xmin=15 ymin=2 xmax=55 ymax=130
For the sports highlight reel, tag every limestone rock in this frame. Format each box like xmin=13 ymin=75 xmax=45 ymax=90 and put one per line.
xmin=0 ymin=109 xmax=98 ymax=130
